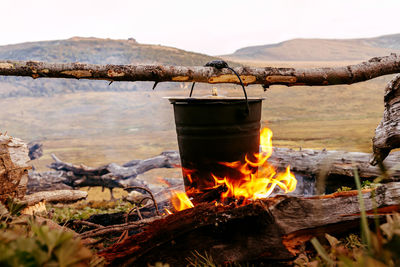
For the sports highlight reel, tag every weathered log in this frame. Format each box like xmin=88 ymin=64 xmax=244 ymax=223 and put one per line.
xmin=0 ymin=134 xmax=31 ymax=202
xmin=27 ymin=152 xmax=181 ymax=193
xmin=371 ymin=74 xmax=400 ymax=164
xmin=27 ymin=171 xmax=72 ymax=194
xmin=23 ymin=189 xmax=88 ymax=205
xmin=98 ymin=182 xmax=400 ymax=266
xmin=0 ymin=54 xmax=400 ymax=86
xmin=27 ymin=147 xmax=400 ymax=197
xmin=269 ymin=147 xmax=400 ymax=180
xmin=50 ymin=150 xmax=179 ymax=181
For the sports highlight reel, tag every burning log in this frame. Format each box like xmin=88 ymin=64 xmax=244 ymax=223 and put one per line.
xmin=99 ymin=182 xmax=400 ymax=266
xmin=0 ymin=54 xmax=399 ymax=86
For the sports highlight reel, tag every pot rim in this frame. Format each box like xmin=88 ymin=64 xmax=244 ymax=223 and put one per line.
xmin=166 ymin=96 xmax=265 ymax=104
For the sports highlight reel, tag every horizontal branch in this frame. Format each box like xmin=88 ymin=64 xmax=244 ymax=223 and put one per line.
xmin=1 ymin=54 xmax=400 ymax=86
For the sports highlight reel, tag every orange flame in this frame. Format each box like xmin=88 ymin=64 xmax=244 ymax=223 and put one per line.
xmin=169 ymin=127 xmax=297 ymax=211
xmin=171 ymin=190 xmax=194 ymax=211
xmin=212 ymin=127 xmax=297 ymax=202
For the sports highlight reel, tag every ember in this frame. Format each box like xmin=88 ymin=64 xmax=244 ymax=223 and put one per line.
xmin=170 ymin=127 xmax=297 ymax=211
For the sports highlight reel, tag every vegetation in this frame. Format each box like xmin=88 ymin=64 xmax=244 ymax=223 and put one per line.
xmin=49 ymin=200 xmax=135 ymax=223
xmin=309 ymin=169 xmax=400 ymax=267
xmin=0 ymin=198 xmax=98 ymax=267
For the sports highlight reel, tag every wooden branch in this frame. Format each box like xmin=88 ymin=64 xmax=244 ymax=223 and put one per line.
xmin=79 ymin=216 xmax=162 ymax=240
xmin=23 ymin=189 xmax=87 ymax=205
xmin=371 ymin=74 xmax=400 ymax=164
xmin=1 ymin=54 xmax=400 ymax=86
xmin=98 ymin=182 xmax=400 ymax=265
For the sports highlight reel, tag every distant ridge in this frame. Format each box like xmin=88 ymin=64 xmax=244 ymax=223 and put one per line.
xmin=223 ymin=33 xmax=400 ymax=61
xmin=0 ymin=36 xmax=219 ymax=66
xmin=0 ymin=37 xmax=227 ymax=97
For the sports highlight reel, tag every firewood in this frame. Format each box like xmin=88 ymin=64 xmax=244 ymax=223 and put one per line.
xmin=98 ymin=182 xmax=400 ymax=266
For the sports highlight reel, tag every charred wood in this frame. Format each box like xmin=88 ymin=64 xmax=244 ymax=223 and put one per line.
xmin=98 ymin=182 xmax=400 ymax=266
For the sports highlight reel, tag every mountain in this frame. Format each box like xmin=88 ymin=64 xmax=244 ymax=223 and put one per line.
xmin=0 ymin=37 xmax=218 ymax=66
xmin=0 ymin=37 xmax=223 ymax=97
xmin=223 ymin=33 xmax=400 ymax=62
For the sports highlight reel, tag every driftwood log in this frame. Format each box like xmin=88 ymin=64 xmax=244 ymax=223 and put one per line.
xmin=99 ymin=183 xmax=400 ymax=266
xmin=372 ymin=74 xmax=400 ymax=164
xmin=270 ymin=147 xmax=400 ymax=180
xmin=27 ymin=151 xmax=181 ymax=194
xmin=0 ymin=54 xmax=399 ymax=87
xmin=0 ymin=134 xmax=30 ymax=202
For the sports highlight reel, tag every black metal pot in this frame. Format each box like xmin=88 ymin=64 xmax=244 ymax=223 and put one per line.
xmin=169 ymin=96 xmax=263 ymax=196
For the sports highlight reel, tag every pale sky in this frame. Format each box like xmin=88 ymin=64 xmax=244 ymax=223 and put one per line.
xmin=1 ymin=0 xmax=399 ymax=55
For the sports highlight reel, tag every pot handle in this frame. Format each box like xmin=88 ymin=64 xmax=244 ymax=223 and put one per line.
xmin=189 ymin=60 xmax=250 ymax=116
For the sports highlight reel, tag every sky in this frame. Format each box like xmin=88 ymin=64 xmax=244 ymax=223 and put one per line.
xmin=1 ymin=0 xmax=400 ymax=55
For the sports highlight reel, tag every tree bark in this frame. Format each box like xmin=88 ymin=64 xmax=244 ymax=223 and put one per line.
xmin=371 ymin=74 xmax=400 ymax=164
xmin=1 ymin=54 xmax=399 ymax=86
xmin=0 ymin=134 xmax=31 ymax=203
xmin=98 ymin=182 xmax=400 ymax=266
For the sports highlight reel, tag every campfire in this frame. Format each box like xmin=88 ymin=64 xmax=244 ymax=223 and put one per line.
xmin=170 ymin=127 xmax=297 ymax=212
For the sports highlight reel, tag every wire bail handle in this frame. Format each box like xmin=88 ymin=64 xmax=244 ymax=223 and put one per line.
xmin=189 ymin=60 xmax=250 ymax=115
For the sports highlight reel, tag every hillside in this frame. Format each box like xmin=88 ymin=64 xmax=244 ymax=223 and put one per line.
xmin=0 ymin=37 xmax=219 ymax=65
xmin=0 ymin=37 xmax=222 ymax=97
xmin=223 ymin=33 xmax=400 ymax=62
